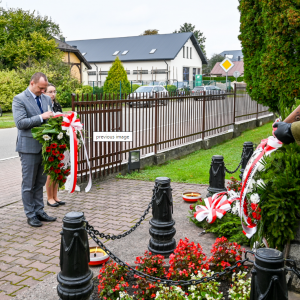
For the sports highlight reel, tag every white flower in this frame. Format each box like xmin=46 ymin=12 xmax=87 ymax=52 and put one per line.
xmin=256 ymin=179 xmax=265 ymax=188
xmin=228 ymin=190 xmax=239 ymax=198
xmin=247 ymin=179 xmax=256 ymax=193
xmin=250 ymin=193 xmax=260 ymax=204
xmin=42 ymin=135 xmax=51 ymax=141
xmin=57 ymin=132 xmax=64 ymax=140
xmin=231 ymin=201 xmax=241 ymax=216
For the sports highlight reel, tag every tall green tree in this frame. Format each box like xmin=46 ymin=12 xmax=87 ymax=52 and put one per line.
xmin=239 ymin=1 xmax=300 ymax=112
xmin=142 ymin=29 xmax=159 ymax=35
xmin=203 ymin=53 xmax=225 ymax=75
xmin=103 ymin=57 xmax=130 ymax=95
xmin=174 ymin=23 xmax=206 ymax=55
xmin=0 ymin=7 xmax=62 ymax=69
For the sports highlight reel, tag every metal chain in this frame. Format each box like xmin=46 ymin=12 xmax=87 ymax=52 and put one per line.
xmin=85 ymin=223 xmax=251 ymax=286
xmin=224 ymin=149 xmax=245 ymax=174
xmin=86 ymin=185 xmax=161 ymax=240
xmin=286 ymin=259 xmax=300 ymax=279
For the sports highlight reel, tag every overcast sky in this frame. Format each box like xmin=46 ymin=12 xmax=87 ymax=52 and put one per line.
xmin=6 ymin=0 xmax=241 ymax=59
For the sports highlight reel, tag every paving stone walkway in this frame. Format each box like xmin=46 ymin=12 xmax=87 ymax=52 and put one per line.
xmin=0 ymin=158 xmax=210 ymax=299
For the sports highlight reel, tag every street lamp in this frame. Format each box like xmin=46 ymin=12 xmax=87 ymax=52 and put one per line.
xmin=128 ymin=150 xmax=140 ymax=173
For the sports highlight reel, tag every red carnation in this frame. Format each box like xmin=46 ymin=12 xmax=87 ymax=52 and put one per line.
xmin=58 ymin=163 xmax=64 ymax=168
xmin=48 ymin=157 xmax=54 ymax=162
xmin=57 ymin=175 xmax=63 ymax=180
xmin=54 ymin=169 xmax=61 ymax=174
xmin=51 ymin=143 xmax=57 ymax=149
xmin=58 ymin=154 xmax=65 ymax=161
xmin=59 ymin=144 xmax=67 ymax=149
xmin=52 ymin=150 xmax=56 ymax=156
xmin=46 ymin=147 xmax=51 ymax=153
xmin=50 ymin=166 xmax=54 ymax=171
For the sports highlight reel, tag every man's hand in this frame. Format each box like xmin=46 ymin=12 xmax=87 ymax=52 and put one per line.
xmin=41 ymin=111 xmax=54 ymax=120
xmin=273 ymin=122 xmax=295 ymax=144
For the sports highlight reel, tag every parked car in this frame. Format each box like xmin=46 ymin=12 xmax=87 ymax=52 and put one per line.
xmin=127 ymin=85 xmax=169 ymax=107
xmin=191 ymin=86 xmax=225 ymax=100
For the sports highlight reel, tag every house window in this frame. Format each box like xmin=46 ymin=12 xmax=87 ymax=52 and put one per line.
xmin=113 ymin=51 xmax=120 ymax=55
xmin=187 ymin=47 xmax=189 ymax=59
xmin=197 ymin=68 xmax=200 ymax=74
xmin=149 ymin=49 xmax=157 ymax=54
xmin=190 ymin=48 xmax=192 ymax=59
xmin=122 ymin=50 xmax=129 ymax=55
xmin=183 ymin=67 xmax=189 ymax=81
xmin=238 ymin=56 xmax=240 ymax=61
xmin=183 ymin=46 xmax=185 ymax=58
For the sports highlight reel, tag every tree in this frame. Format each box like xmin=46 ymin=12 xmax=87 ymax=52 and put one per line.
xmin=103 ymin=57 xmax=130 ymax=95
xmin=239 ymin=1 xmax=300 ymax=112
xmin=174 ymin=23 xmax=206 ymax=55
xmin=142 ymin=29 xmax=159 ymax=35
xmin=0 ymin=7 xmax=61 ymax=69
xmin=203 ymin=53 xmax=224 ymax=75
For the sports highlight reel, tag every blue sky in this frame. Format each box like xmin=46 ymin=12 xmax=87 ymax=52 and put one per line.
xmin=6 ymin=0 xmax=242 ymax=59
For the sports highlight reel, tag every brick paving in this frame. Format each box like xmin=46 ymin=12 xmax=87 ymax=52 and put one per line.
xmin=0 ymin=158 xmax=211 ymax=298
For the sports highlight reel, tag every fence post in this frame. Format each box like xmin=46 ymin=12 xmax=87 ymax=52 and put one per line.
xmin=256 ymin=102 xmax=259 ymax=120
xmin=233 ymin=83 xmax=236 ymax=125
xmin=250 ymin=248 xmax=288 ymax=300
xmin=154 ymin=93 xmax=158 ymax=154
xmin=57 ymin=212 xmax=93 ymax=300
xmin=202 ymin=92 xmax=206 ymax=140
xmin=71 ymin=93 xmax=75 ymax=112
xmin=240 ymin=142 xmax=254 ymax=180
xmin=206 ymin=155 xmax=227 ymax=197
xmin=148 ymin=177 xmax=176 ymax=257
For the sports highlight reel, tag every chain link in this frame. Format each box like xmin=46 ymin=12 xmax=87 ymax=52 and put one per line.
xmin=85 ymin=223 xmax=251 ymax=286
xmin=87 ymin=184 xmax=162 ymax=240
xmin=224 ymin=149 xmax=245 ymax=174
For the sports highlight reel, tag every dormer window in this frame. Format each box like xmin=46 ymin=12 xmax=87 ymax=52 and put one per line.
xmin=113 ymin=51 xmax=120 ymax=55
xmin=122 ymin=50 xmax=129 ymax=55
xmin=149 ymin=49 xmax=156 ymax=54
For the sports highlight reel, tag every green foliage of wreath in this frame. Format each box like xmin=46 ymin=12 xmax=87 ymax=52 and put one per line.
xmin=255 ymin=143 xmax=300 ymax=250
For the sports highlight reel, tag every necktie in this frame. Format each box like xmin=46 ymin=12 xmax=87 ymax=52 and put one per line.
xmin=35 ymin=96 xmax=43 ymax=114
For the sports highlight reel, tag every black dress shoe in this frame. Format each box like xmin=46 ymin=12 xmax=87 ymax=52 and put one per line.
xmin=27 ymin=216 xmax=43 ymax=227
xmin=55 ymin=200 xmax=65 ymax=205
xmin=47 ymin=201 xmax=59 ymax=207
xmin=36 ymin=212 xmax=57 ymax=222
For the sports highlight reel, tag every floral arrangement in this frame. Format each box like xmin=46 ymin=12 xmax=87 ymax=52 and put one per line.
xmin=207 ymin=237 xmax=247 ymax=276
xmin=133 ymin=251 xmax=166 ymax=299
xmin=166 ymin=238 xmax=208 ymax=282
xmin=98 ymin=237 xmax=250 ymax=299
xmin=227 ymin=176 xmax=242 ymax=193
xmin=98 ymin=261 xmax=129 ymax=300
xmin=31 ymin=114 xmax=83 ymax=189
xmin=228 ymin=271 xmax=251 ymax=300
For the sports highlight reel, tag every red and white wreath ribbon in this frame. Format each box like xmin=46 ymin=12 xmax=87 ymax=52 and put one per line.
xmin=54 ymin=112 xmax=92 ymax=194
xmin=239 ymin=134 xmax=282 ymax=238
xmin=194 ymin=192 xmax=232 ymax=224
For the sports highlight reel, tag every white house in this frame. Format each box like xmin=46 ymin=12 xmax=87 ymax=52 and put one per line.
xmin=67 ymin=32 xmax=207 ymax=86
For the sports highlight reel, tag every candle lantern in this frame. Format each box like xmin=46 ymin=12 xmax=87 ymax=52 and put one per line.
xmin=128 ymin=150 xmax=140 ymax=173
xmin=182 ymin=192 xmax=202 ymax=203
xmin=148 ymin=177 xmax=176 ymax=257
xmin=57 ymin=212 xmax=93 ymax=300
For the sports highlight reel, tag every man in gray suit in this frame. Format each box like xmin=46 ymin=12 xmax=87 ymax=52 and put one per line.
xmin=13 ymin=72 xmax=57 ymax=227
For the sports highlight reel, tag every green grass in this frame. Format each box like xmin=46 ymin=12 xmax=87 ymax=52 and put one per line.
xmin=117 ymin=122 xmax=273 ymax=184
xmin=0 ymin=107 xmax=72 ymax=129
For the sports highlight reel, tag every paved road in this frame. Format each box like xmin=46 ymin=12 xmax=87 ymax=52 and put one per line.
xmin=0 ymin=127 xmax=18 ymax=160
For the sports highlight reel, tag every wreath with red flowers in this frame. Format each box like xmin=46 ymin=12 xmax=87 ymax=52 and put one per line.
xmin=31 ymin=115 xmax=82 ymax=188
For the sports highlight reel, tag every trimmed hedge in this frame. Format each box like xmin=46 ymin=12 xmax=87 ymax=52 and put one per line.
xmin=203 ymin=76 xmax=244 ymax=82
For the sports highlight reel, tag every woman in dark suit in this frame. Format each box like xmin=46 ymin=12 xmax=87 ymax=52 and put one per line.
xmin=44 ymin=83 xmax=65 ymax=207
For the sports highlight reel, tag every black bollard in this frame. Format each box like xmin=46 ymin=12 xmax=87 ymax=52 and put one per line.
xmin=250 ymin=248 xmax=288 ymax=300
xmin=57 ymin=212 xmax=93 ymax=300
xmin=206 ymin=155 xmax=227 ymax=198
xmin=148 ymin=177 xmax=176 ymax=257
xmin=240 ymin=142 xmax=254 ymax=180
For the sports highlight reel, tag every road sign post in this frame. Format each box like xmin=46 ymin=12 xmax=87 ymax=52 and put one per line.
xmin=220 ymin=58 xmax=234 ymax=91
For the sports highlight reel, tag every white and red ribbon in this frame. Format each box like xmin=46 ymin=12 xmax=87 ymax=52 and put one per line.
xmin=53 ymin=112 xmax=92 ymax=194
xmin=194 ymin=192 xmax=232 ymax=224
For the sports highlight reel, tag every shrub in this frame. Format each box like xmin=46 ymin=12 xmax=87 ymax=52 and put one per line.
xmin=94 ymin=86 xmax=103 ymax=94
xmin=0 ymin=70 xmax=27 ymax=111
xmin=133 ymin=251 xmax=166 ymax=300
xmin=103 ymin=56 xmax=130 ymax=94
xmin=208 ymin=237 xmax=247 ymax=276
xmin=98 ymin=261 xmax=129 ymax=300
xmin=166 ymin=238 xmax=208 ymax=282
xmin=165 ymin=85 xmax=177 ymax=93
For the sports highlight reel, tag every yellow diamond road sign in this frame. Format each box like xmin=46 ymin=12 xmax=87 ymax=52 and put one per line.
xmin=220 ymin=58 xmax=234 ymax=73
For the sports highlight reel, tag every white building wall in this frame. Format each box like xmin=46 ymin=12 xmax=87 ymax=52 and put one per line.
xmin=87 ymin=38 xmax=203 ymax=85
